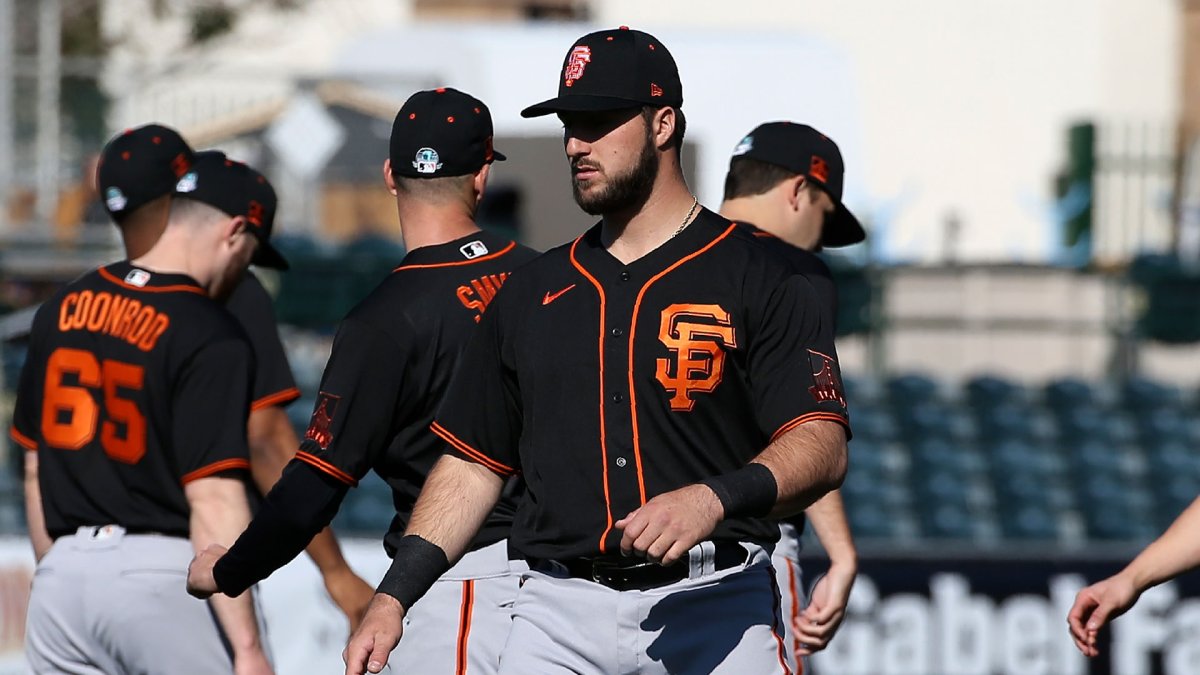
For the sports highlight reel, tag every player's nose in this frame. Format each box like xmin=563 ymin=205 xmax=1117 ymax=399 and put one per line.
xmin=564 ymin=133 xmax=590 ymax=160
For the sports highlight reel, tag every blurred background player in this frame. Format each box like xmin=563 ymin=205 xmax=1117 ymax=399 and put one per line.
xmin=1068 ymin=495 xmax=1200 ymax=657
xmin=11 ymin=150 xmax=280 ymax=674
xmin=187 ymin=88 xmax=537 ymax=675
xmin=94 ymin=125 xmax=375 ymax=630
xmin=720 ymin=121 xmax=865 ymax=671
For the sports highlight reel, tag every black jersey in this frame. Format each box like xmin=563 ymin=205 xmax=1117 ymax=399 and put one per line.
xmin=293 ymin=231 xmax=537 ymax=555
xmin=9 ymin=261 xmax=254 ymax=538
xmin=737 ymin=223 xmax=838 ymax=334
xmin=225 ymin=271 xmax=300 ymax=411
xmin=434 ymin=209 xmax=851 ymax=561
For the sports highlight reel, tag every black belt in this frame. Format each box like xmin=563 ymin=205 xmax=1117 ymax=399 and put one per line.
xmin=537 ymin=542 xmax=748 ymax=591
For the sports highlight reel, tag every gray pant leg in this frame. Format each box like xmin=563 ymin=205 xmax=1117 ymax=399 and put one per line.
xmin=26 ymin=529 xmax=237 ymax=675
xmin=390 ymin=540 xmax=519 ymax=674
xmin=773 ymin=523 xmax=804 ymax=673
xmin=498 ymin=570 xmax=616 ymax=675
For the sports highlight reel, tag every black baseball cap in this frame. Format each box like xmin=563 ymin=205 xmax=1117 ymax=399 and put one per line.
xmin=97 ymin=124 xmax=195 ymax=222
xmin=173 ymin=151 xmax=289 ymax=270
xmin=521 ymin=27 xmax=682 ymax=118
xmin=730 ymin=122 xmax=865 ymax=247
xmin=389 ymin=88 xmax=505 ymax=179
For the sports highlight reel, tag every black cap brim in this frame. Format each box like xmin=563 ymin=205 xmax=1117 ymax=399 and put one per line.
xmin=250 ymin=232 xmax=289 ymax=270
xmin=821 ymin=203 xmax=866 ymax=248
xmin=521 ymin=94 xmax=649 ymax=118
xmin=492 ymin=150 xmax=508 ymax=162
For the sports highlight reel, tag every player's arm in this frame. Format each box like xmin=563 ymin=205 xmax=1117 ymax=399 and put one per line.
xmin=186 ymin=475 xmax=273 ymax=671
xmin=21 ymin=450 xmax=53 ymax=561
xmin=245 ymin=405 xmax=373 ymax=630
xmin=11 ymin=340 xmax=52 ymax=562
xmin=1068 ymin=495 xmax=1200 ymax=657
xmin=795 ymin=489 xmax=857 ymax=654
xmin=191 ymin=317 xmax=406 ymax=602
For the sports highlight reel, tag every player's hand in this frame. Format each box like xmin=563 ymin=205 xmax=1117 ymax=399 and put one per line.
xmin=615 ymin=483 xmax=724 ymax=565
xmin=343 ymin=593 xmax=405 ymax=675
xmin=1067 ymin=572 xmax=1140 ymax=657
xmin=233 ymin=645 xmax=275 ymax=675
xmin=794 ymin=562 xmax=856 ymax=656
xmin=186 ymin=544 xmax=228 ymax=599
xmin=325 ymin=565 xmax=375 ymax=633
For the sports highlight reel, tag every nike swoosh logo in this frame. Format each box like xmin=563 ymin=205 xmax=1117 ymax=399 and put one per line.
xmin=542 ymin=284 xmax=577 ymax=306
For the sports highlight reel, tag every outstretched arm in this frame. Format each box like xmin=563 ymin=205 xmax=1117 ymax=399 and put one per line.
xmin=343 ymin=455 xmax=504 ymax=675
xmin=1068 ymin=496 xmax=1200 ymax=657
xmin=246 ymin=406 xmax=373 ymax=631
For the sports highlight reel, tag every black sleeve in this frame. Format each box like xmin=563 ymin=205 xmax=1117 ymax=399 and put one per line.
xmin=174 ymin=339 xmax=254 ymax=484
xmin=213 ymin=459 xmax=349 ymax=596
xmin=224 ymin=274 xmax=300 ymax=410
xmin=292 ymin=316 xmax=409 ymax=485
xmin=747 ymin=273 xmax=851 ymax=443
xmin=432 ymin=291 xmax=521 ymax=476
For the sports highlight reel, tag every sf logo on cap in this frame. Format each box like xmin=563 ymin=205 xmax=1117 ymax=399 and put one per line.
xmin=564 ymin=46 xmax=592 ymax=87
xmin=413 ymin=147 xmax=443 ymax=175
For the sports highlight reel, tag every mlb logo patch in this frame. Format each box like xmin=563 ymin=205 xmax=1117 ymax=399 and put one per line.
xmin=460 ymin=241 xmax=489 ymax=259
xmin=175 ymin=171 xmax=198 ymax=193
xmin=124 ymin=269 xmax=151 ymax=287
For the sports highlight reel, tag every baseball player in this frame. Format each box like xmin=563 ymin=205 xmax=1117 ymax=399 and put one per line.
xmin=12 ymin=150 xmax=283 ymax=674
xmin=186 ymin=88 xmax=538 ymax=674
xmin=345 ymin=28 xmax=851 ymax=675
xmin=88 ymin=125 xmax=376 ymax=630
xmin=1068 ymin=496 xmax=1200 ymax=657
xmin=720 ymin=121 xmax=866 ymax=670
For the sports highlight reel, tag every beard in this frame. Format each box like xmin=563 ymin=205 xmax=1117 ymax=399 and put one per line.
xmin=571 ymin=130 xmax=659 ymax=216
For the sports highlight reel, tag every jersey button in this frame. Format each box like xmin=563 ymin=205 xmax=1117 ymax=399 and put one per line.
xmin=620 ymin=270 xmax=630 ymax=282
xmin=615 ymin=457 xmax=627 ymax=468
xmin=611 ymin=327 xmax=624 ymax=337
xmin=612 ymin=393 xmax=624 ymax=403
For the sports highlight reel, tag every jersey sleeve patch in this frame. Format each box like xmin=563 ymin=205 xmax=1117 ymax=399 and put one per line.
xmin=303 ymin=392 xmax=340 ymax=450
xmin=806 ymin=349 xmax=847 ymax=411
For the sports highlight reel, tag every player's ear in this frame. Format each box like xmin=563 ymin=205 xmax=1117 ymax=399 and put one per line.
xmin=651 ymin=107 xmax=675 ymax=151
xmin=223 ymin=215 xmax=248 ymax=245
xmin=786 ymin=175 xmax=807 ymax=211
xmin=383 ymin=159 xmax=398 ymax=195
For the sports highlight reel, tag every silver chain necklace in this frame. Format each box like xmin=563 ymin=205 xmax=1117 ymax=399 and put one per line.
xmin=673 ymin=196 xmax=700 ymax=238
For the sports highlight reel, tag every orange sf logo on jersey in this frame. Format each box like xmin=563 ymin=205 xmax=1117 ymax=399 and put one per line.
xmin=654 ymin=304 xmax=738 ymax=412
xmin=457 ymin=272 xmax=510 ymax=322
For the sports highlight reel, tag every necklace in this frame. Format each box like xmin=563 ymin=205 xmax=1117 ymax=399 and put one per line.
xmin=673 ymin=196 xmax=700 ymax=238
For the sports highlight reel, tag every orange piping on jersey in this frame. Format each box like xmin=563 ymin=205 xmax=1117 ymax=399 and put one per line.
xmin=394 ymin=241 xmax=516 ymax=271
xmin=768 ymin=567 xmax=795 ymax=675
xmin=626 ymin=222 xmax=737 ymax=505
xmin=430 ymin=422 xmax=516 ymax=477
xmin=455 ymin=580 xmax=475 ymax=675
xmin=787 ymin=560 xmax=803 ymax=666
xmin=97 ymin=266 xmax=205 ymax=295
xmin=250 ymin=387 xmax=301 ymax=411
xmin=295 ymin=451 xmax=358 ymax=486
xmin=9 ymin=426 xmax=36 ymax=451
xmin=568 ymin=237 xmax=614 ymax=554
xmin=181 ymin=458 xmax=251 ymax=485
xmin=753 ymin=231 xmax=778 ymax=239
xmin=770 ymin=412 xmax=849 ymax=444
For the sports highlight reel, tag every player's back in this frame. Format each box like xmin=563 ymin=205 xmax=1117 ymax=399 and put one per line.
xmin=294 ymin=230 xmax=537 ymax=554
xmin=12 ymin=261 xmax=253 ymax=538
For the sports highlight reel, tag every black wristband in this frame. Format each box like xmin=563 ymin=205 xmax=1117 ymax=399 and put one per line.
xmin=700 ymin=463 xmax=778 ymax=519
xmin=376 ymin=535 xmax=451 ymax=611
